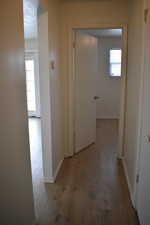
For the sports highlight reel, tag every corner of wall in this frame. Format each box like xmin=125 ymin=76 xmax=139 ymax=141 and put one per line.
xmin=44 ymin=158 xmax=64 ymax=183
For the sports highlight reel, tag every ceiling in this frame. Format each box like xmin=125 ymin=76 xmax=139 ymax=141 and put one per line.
xmin=61 ymin=0 xmax=111 ymax=2
xmin=79 ymin=29 xmax=122 ymax=38
xmin=23 ymin=0 xmax=122 ymax=40
xmin=23 ymin=0 xmax=38 ymax=39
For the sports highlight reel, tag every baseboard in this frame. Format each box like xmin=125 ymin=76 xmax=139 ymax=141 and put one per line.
xmin=64 ymin=152 xmax=73 ymax=158
xmin=44 ymin=176 xmax=55 ymax=183
xmin=44 ymin=159 xmax=64 ymax=183
xmin=96 ymin=117 xmax=119 ymax=120
xmin=122 ymin=159 xmax=135 ymax=208
xmin=53 ymin=159 xmax=64 ymax=182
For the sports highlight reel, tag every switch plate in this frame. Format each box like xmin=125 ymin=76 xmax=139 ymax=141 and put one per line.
xmin=50 ymin=60 xmax=55 ymax=70
xmin=147 ymin=135 xmax=150 ymax=142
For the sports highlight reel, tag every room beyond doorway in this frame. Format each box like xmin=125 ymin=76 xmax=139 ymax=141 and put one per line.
xmin=67 ymin=26 xmax=127 ymax=158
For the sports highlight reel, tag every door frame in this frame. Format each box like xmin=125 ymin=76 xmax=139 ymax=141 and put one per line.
xmin=134 ymin=0 xmax=148 ymax=210
xmin=67 ymin=23 xmax=128 ymax=158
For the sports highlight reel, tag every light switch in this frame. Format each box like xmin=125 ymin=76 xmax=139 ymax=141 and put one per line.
xmin=50 ymin=60 xmax=55 ymax=70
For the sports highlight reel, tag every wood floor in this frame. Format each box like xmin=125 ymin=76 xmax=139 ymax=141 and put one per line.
xmin=29 ymin=119 xmax=139 ymax=225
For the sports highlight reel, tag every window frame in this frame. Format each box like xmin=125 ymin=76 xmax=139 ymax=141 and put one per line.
xmin=109 ymin=48 xmax=122 ymax=78
xmin=25 ymin=53 xmax=41 ymax=117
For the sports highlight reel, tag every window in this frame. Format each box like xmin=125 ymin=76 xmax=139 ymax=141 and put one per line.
xmin=25 ymin=59 xmax=36 ymax=113
xmin=109 ymin=49 xmax=122 ymax=77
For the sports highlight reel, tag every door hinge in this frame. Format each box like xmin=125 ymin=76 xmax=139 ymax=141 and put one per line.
xmin=136 ymin=174 xmax=140 ymax=184
xmin=73 ymin=130 xmax=76 ymax=139
xmin=144 ymin=8 xmax=149 ymax=24
xmin=73 ymin=41 xmax=76 ymax=48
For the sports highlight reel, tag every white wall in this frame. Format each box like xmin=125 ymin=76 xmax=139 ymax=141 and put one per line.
xmin=48 ymin=0 xmax=64 ymax=178
xmin=38 ymin=11 xmax=53 ymax=181
xmin=60 ymin=0 xmax=129 ymax=156
xmin=96 ymin=37 xmax=121 ymax=119
xmin=123 ymin=0 xmax=144 ymax=203
xmin=38 ymin=0 xmax=64 ymax=182
xmin=0 ymin=0 xmax=35 ymax=224
xmin=61 ymin=0 xmax=129 ymax=26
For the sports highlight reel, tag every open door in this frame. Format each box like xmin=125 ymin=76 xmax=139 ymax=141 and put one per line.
xmin=75 ymin=31 xmax=98 ymax=153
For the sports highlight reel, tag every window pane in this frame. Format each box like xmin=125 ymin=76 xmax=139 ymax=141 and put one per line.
xmin=26 ymin=71 xmax=34 ymax=81
xmin=25 ymin=60 xmax=34 ymax=71
xmin=25 ymin=60 xmax=36 ymax=112
xmin=110 ymin=49 xmax=122 ymax=63
xmin=110 ymin=63 xmax=121 ymax=77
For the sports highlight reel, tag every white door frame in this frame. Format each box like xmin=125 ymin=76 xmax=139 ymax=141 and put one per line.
xmin=67 ymin=23 xmax=128 ymax=158
xmin=134 ymin=0 xmax=148 ymax=210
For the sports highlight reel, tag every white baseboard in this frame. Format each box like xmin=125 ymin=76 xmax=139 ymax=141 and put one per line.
xmin=64 ymin=152 xmax=73 ymax=158
xmin=44 ymin=159 xmax=64 ymax=183
xmin=53 ymin=159 xmax=64 ymax=182
xmin=96 ymin=117 xmax=119 ymax=120
xmin=122 ymin=159 xmax=135 ymax=208
xmin=44 ymin=176 xmax=55 ymax=183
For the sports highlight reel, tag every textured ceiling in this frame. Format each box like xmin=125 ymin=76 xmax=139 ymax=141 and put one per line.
xmin=23 ymin=0 xmax=38 ymax=39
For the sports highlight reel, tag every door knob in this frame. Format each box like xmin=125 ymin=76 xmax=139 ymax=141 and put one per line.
xmin=94 ymin=96 xmax=100 ymax=100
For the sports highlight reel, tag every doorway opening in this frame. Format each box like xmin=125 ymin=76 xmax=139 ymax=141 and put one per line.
xmin=70 ymin=27 xmax=127 ymax=158
xmin=23 ymin=0 xmax=43 ymax=184
xmin=23 ymin=0 xmax=57 ymax=213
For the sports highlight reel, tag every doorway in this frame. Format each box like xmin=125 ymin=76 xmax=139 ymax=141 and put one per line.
xmin=71 ymin=27 xmax=127 ymax=157
xmin=23 ymin=0 xmax=54 ymax=185
xmin=23 ymin=0 xmax=43 ymax=183
xmin=23 ymin=0 xmax=58 ymax=205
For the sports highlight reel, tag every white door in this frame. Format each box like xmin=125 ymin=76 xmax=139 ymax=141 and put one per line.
xmin=137 ymin=2 xmax=150 ymax=225
xmin=75 ymin=31 xmax=98 ymax=153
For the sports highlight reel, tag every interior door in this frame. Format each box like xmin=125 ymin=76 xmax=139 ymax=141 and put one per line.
xmin=137 ymin=2 xmax=150 ymax=225
xmin=75 ymin=31 xmax=98 ymax=153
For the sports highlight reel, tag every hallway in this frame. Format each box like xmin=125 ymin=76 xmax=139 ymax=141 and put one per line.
xmin=29 ymin=119 xmax=139 ymax=225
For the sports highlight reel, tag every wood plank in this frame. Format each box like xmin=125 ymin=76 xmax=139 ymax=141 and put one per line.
xmin=29 ymin=118 xmax=139 ymax=225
